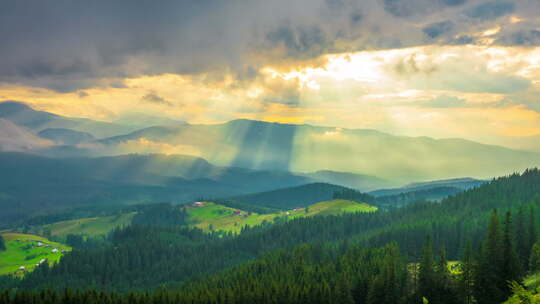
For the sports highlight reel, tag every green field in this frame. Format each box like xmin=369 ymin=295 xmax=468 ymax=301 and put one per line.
xmin=43 ymin=212 xmax=136 ymax=238
xmin=187 ymin=199 xmax=377 ymax=233
xmin=0 ymin=233 xmax=71 ymax=275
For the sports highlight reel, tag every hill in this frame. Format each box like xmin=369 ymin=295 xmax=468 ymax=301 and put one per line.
xmin=221 ymin=183 xmax=361 ymax=210
xmin=300 ymin=170 xmax=395 ymax=192
xmin=375 ymin=186 xmax=464 ymax=207
xmin=37 ymin=128 xmax=95 ymax=145
xmin=42 ymin=212 xmax=136 ymax=238
xmin=0 ymin=233 xmax=70 ymax=275
xmin=0 ymin=119 xmax=52 ymax=152
xmin=186 ymin=199 xmax=377 ymax=233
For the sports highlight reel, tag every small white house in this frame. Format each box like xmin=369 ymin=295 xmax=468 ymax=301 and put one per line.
xmin=285 ymin=211 xmax=290 ymax=216
xmin=19 ymin=266 xmax=26 ymax=271
xmin=51 ymin=248 xmax=59 ymax=253
xmin=37 ymin=242 xmax=43 ymax=247
xmin=193 ymin=202 xmax=204 ymax=207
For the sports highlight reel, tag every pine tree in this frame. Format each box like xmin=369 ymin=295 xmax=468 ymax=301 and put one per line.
xmin=474 ymin=210 xmax=504 ymax=304
xmin=529 ymin=241 xmax=540 ymax=272
xmin=0 ymin=235 xmax=5 ymax=251
xmin=501 ymin=211 xmax=522 ymax=285
xmin=436 ymin=245 xmax=450 ymax=289
xmin=515 ymin=206 xmax=529 ymax=271
xmin=418 ymin=236 xmax=436 ymax=302
xmin=528 ymin=208 xmax=538 ymax=256
xmin=458 ymin=241 xmax=475 ymax=304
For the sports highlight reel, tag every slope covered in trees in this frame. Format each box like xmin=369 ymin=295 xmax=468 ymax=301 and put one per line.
xmin=1 ymin=169 xmax=539 ymax=303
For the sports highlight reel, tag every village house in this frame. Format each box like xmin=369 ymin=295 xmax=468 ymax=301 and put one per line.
xmin=193 ymin=202 xmax=204 ymax=207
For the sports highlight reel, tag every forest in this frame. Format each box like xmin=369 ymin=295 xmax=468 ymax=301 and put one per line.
xmin=0 ymin=169 xmax=539 ymax=303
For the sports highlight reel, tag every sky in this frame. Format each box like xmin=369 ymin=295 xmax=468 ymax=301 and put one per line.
xmin=1 ymin=0 xmax=539 ymax=147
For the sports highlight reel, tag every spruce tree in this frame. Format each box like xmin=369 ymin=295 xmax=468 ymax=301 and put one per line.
xmin=501 ymin=211 xmax=522 ymax=284
xmin=458 ymin=241 xmax=475 ymax=304
xmin=0 ymin=234 xmax=5 ymax=251
xmin=418 ymin=236 xmax=436 ymax=302
xmin=474 ymin=210 xmax=504 ymax=304
xmin=529 ymin=241 xmax=540 ymax=272
xmin=515 ymin=206 xmax=529 ymax=271
xmin=529 ymin=208 xmax=538 ymax=256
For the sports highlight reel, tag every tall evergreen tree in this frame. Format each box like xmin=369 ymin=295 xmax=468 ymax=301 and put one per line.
xmin=0 ymin=234 xmax=5 ymax=251
xmin=515 ymin=206 xmax=529 ymax=271
xmin=528 ymin=208 xmax=538 ymax=256
xmin=418 ymin=236 xmax=436 ymax=302
xmin=458 ymin=241 xmax=475 ymax=304
xmin=475 ymin=210 xmax=505 ymax=304
xmin=529 ymin=241 xmax=540 ymax=272
xmin=501 ymin=211 xmax=522 ymax=284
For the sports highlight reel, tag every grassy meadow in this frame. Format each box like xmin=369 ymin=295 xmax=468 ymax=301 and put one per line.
xmin=0 ymin=233 xmax=71 ymax=276
xmin=43 ymin=212 xmax=136 ymax=238
xmin=187 ymin=199 xmax=377 ymax=233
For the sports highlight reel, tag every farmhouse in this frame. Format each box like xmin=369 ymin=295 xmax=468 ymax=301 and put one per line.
xmin=19 ymin=266 xmax=26 ymax=271
xmin=193 ymin=202 xmax=204 ymax=207
xmin=51 ymin=248 xmax=59 ymax=253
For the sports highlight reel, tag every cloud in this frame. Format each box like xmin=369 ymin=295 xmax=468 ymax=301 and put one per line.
xmin=0 ymin=0 xmax=537 ymax=92
xmin=466 ymin=2 xmax=515 ymax=20
xmin=142 ymin=91 xmax=172 ymax=106
xmin=424 ymin=95 xmax=470 ymax=108
xmin=496 ymin=29 xmax=540 ymax=46
xmin=423 ymin=21 xmax=454 ymax=39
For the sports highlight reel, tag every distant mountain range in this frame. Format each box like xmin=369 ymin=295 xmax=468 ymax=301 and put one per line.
xmin=0 ymin=101 xmax=135 ymax=138
xmin=1 ymin=100 xmax=539 ymax=184
xmin=0 ymin=152 xmax=390 ymax=224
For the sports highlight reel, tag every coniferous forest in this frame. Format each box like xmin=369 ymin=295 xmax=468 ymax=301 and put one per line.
xmin=1 ymin=169 xmax=540 ymax=303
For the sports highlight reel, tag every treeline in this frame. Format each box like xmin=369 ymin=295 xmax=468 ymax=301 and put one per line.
xmin=209 ymin=199 xmax=279 ymax=214
xmin=131 ymin=203 xmax=188 ymax=227
xmin=332 ymin=189 xmax=378 ymax=204
xmin=375 ymin=186 xmax=462 ymax=206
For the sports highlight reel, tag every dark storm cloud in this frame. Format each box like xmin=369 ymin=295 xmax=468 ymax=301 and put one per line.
xmin=466 ymin=1 xmax=515 ymax=20
xmin=0 ymin=0 xmax=538 ymax=91
xmin=423 ymin=21 xmax=454 ymax=39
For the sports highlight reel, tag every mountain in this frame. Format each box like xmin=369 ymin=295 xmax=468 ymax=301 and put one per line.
xmin=221 ymin=183 xmax=361 ymax=210
xmin=301 ymin=170 xmax=395 ymax=192
xmin=113 ymin=113 xmax=188 ymax=128
xmin=38 ymin=128 xmax=95 ymax=145
xmin=370 ymin=177 xmax=487 ymax=197
xmin=0 ymin=152 xmax=313 ymax=225
xmin=0 ymin=101 xmax=135 ymax=138
xmin=96 ymin=119 xmax=540 ymax=183
xmin=0 ymin=119 xmax=52 ymax=152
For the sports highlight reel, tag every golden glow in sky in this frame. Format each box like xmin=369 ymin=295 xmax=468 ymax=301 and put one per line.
xmin=1 ymin=45 xmax=539 ymax=148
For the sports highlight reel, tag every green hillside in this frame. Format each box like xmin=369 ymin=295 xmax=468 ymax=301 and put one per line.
xmin=187 ymin=200 xmax=377 ymax=233
xmin=0 ymin=233 xmax=70 ymax=275
xmin=43 ymin=212 xmax=136 ymax=238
